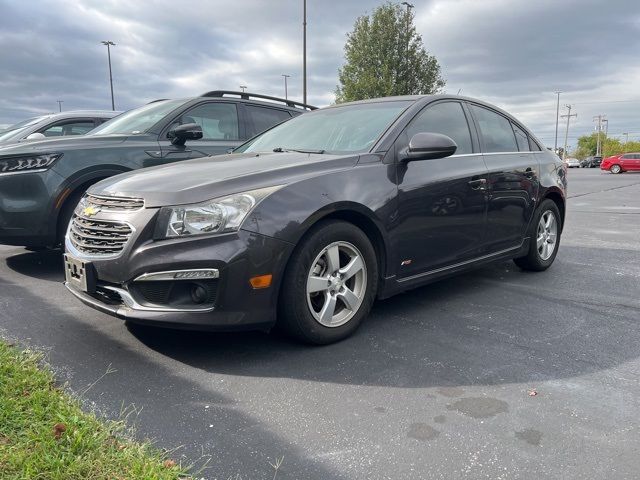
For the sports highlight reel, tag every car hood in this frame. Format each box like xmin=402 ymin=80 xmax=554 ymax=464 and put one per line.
xmin=0 ymin=134 xmax=130 ymax=155
xmin=91 ymin=152 xmax=360 ymax=207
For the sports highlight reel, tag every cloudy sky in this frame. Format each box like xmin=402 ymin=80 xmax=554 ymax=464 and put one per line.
xmin=1 ymin=0 xmax=639 ymax=149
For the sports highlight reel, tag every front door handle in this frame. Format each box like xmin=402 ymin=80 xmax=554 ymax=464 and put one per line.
xmin=468 ymin=178 xmax=487 ymax=190
xmin=525 ymin=167 xmax=535 ymax=178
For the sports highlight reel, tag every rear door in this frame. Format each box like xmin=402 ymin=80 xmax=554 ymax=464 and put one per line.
xmin=468 ymin=103 xmax=539 ymax=253
xmin=243 ymin=104 xmax=293 ymax=138
xmin=158 ymin=101 xmax=244 ymax=163
xmin=393 ymin=100 xmax=488 ymax=278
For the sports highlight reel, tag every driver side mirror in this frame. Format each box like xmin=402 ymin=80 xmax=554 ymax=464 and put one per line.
xmin=167 ymin=123 xmax=203 ymax=146
xmin=25 ymin=132 xmax=46 ymax=141
xmin=402 ymin=132 xmax=457 ymax=161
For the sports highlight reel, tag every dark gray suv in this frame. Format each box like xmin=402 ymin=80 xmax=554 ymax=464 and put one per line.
xmin=0 ymin=91 xmax=314 ymax=247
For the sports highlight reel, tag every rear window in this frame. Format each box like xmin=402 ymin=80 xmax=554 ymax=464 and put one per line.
xmin=246 ymin=105 xmax=291 ymax=137
xmin=470 ymin=104 xmax=518 ymax=152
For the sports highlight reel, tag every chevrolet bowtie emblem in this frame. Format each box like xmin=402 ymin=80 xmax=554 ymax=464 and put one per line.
xmin=83 ymin=205 xmax=100 ymax=217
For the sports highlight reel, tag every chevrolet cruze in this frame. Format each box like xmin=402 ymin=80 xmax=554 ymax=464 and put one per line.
xmin=64 ymin=95 xmax=567 ymax=344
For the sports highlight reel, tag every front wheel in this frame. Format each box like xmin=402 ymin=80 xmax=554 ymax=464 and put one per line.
xmin=278 ymin=220 xmax=378 ymax=344
xmin=610 ymin=164 xmax=622 ymax=174
xmin=514 ymin=199 xmax=561 ymax=271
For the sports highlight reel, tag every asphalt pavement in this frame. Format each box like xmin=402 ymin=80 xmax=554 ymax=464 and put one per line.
xmin=1 ymin=168 xmax=639 ymax=479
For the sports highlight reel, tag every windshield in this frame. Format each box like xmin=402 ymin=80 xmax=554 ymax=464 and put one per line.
xmin=238 ymin=101 xmax=413 ymax=154
xmin=0 ymin=116 xmax=47 ymax=142
xmin=89 ymin=99 xmax=185 ymax=136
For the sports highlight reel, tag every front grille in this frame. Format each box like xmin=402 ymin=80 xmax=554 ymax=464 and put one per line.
xmin=69 ymin=215 xmax=133 ymax=256
xmin=85 ymin=193 xmax=144 ymax=211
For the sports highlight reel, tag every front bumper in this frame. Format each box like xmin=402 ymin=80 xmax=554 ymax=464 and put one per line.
xmin=0 ymin=169 xmax=64 ymax=246
xmin=65 ymin=218 xmax=295 ymax=331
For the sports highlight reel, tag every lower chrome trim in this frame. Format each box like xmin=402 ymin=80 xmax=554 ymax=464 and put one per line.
xmin=397 ymin=243 xmax=523 ymax=283
xmin=102 ymin=286 xmax=215 ymax=313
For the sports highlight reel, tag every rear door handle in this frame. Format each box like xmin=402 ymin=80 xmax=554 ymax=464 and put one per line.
xmin=468 ymin=178 xmax=487 ymax=190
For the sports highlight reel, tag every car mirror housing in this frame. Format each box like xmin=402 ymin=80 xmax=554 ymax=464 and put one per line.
xmin=403 ymin=132 xmax=457 ymax=161
xmin=167 ymin=123 xmax=203 ymax=146
xmin=25 ymin=133 xmax=46 ymax=141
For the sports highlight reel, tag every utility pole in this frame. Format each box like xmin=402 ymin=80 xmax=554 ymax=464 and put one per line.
xmin=302 ymin=0 xmax=307 ymax=105
xmin=593 ymin=115 xmax=606 ymax=157
xmin=239 ymin=85 xmax=247 ymax=93
xmin=281 ymin=74 xmax=291 ymax=100
xmin=56 ymin=100 xmax=63 ymax=112
xmin=101 ymin=41 xmax=116 ymax=110
xmin=560 ymin=105 xmax=577 ymax=161
xmin=623 ymin=132 xmax=629 ymax=144
xmin=401 ymin=2 xmax=414 ymax=94
xmin=602 ymin=118 xmax=609 ymax=138
xmin=554 ymin=91 xmax=562 ymax=153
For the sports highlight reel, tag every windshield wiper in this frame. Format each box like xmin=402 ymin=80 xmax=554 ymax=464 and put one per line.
xmin=272 ymin=147 xmax=325 ymax=154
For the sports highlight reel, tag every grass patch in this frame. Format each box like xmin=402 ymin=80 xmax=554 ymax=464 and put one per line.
xmin=0 ymin=340 xmax=190 ymax=479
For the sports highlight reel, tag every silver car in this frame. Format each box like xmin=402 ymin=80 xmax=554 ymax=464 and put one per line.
xmin=0 ymin=110 xmax=120 ymax=145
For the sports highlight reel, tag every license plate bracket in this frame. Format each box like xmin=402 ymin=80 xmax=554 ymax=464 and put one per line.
xmin=64 ymin=254 xmax=96 ymax=293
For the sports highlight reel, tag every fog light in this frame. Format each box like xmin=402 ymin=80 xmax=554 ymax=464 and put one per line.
xmin=249 ymin=274 xmax=273 ymax=289
xmin=190 ymin=284 xmax=208 ymax=304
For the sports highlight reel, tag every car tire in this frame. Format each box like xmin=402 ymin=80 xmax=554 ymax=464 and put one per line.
xmin=278 ymin=220 xmax=378 ymax=344
xmin=513 ymin=199 xmax=562 ymax=272
xmin=610 ymin=164 xmax=622 ymax=174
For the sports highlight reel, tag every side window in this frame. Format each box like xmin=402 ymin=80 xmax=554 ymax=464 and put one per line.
xmin=246 ymin=105 xmax=291 ymax=137
xmin=511 ymin=123 xmax=530 ymax=152
xmin=41 ymin=120 xmax=95 ymax=137
xmin=621 ymin=153 xmax=631 ymax=159
xmin=529 ymin=137 xmax=542 ymax=151
xmin=176 ymin=103 xmax=239 ymax=140
xmin=470 ymin=105 xmax=518 ymax=153
xmin=406 ymin=101 xmax=473 ymax=154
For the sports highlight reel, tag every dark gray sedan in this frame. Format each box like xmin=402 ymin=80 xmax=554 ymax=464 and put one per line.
xmin=64 ymin=95 xmax=567 ymax=344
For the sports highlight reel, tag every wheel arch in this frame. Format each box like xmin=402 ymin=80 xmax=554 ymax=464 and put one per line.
xmin=50 ymin=166 xmax=132 ymax=238
xmin=290 ymin=204 xmax=391 ymax=296
xmin=542 ymin=188 xmax=565 ymax=231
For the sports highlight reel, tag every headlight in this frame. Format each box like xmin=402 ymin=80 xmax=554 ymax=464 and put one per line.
xmin=0 ymin=153 xmax=62 ymax=176
xmin=159 ymin=185 xmax=283 ymax=238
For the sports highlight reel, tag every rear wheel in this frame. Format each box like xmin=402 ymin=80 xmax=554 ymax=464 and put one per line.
xmin=514 ymin=199 xmax=561 ymax=271
xmin=610 ymin=164 xmax=622 ymax=174
xmin=279 ymin=220 xmax=378 ymax=344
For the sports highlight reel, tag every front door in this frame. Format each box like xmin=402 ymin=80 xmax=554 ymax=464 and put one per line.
xmin=468 ymin=104 xmax=539 ymax=253
xmin=393 ymin=101 xmax=488 ymax=279
xmin=157 ymin=102 xmax=244 ymax=165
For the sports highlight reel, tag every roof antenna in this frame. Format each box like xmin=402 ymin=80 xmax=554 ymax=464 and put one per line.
xmin=457 ymin=88 xmax=463 ymax=95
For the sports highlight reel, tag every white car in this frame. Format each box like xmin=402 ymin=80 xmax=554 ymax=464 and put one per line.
xmin=565 ymin=157 xmax=581 ymax=168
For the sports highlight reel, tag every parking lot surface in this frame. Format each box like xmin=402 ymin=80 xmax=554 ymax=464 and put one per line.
xmin=1 ymin=168 xmax=639 ymax=479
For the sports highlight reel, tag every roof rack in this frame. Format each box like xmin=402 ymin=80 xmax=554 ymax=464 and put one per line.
xmin=200 ymin=90 xmax=317 ymax=111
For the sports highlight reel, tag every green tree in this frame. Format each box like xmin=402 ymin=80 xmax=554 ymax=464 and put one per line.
xmin=335 ymin=2 xmax=445 ymax=103
xmin=575 ymin=133 xmax=640 ymax=158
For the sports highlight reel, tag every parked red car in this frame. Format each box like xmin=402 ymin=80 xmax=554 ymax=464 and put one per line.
xmin=601 ymin=153 xmax=640 ymax=173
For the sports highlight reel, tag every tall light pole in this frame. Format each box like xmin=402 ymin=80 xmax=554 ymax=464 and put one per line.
xmin=239 ymin=85 xmax=247 ymax=93
xmin=554 ymin=91 xmax=562 ymax=153
xmin=560 ymin=104 xmax=576 ymax=161
xmin=302 ymin=0 xmax=307 ymax=105
xmin=401 ymin=2 xmax=414 ymax=94
xmin=593 ymin=114 xmax=606 ymax=157
xmin=56 ymin=100 xmax=63 ymax=112
xmin=623 ymin=132 xmax=629 ymax=144
xmin=281 ymin=74 xmax=291 ymax=100
xmin=101 ymin=41 xmax=116 ymax=110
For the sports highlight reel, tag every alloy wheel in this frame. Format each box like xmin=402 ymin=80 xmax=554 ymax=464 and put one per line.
xmin=306 ymin=241 xmax=368 ymax=327
xmin=536 ymin=210 xmax=558 ymax=261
